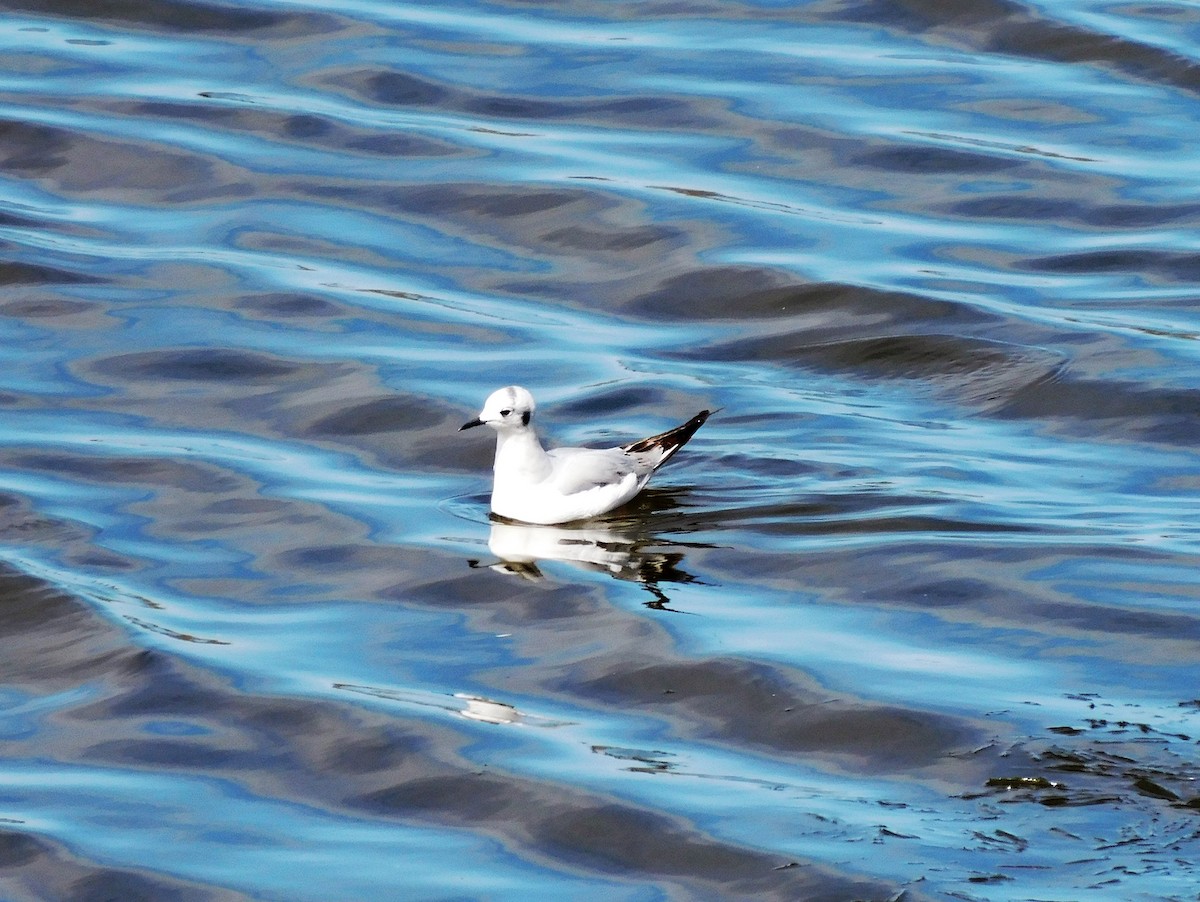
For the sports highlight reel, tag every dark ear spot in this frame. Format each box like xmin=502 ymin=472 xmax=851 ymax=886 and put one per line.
xmin=521 ymin=410 xmax=530 ymax=426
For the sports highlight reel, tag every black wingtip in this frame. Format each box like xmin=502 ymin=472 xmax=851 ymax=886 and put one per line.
xmin=620 ymin=407 xmax=713 ymax=463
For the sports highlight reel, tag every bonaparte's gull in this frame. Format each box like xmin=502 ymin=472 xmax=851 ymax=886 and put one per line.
xmin=460 ymin=386 xmax=711 ymax=525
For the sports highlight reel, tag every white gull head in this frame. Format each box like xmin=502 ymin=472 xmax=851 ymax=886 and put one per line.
xmin=459 ymin=385 xmax=535 ymax=432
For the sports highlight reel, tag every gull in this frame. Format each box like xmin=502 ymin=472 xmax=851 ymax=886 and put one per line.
xmin=460 ymin=386 xmax=711 ymax=525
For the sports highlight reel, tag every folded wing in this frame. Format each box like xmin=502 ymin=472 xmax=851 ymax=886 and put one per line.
xmin=548 ymin=447 xmax=641 ymax=495
xmin=548 ymin=409 xmax=712 ymax=497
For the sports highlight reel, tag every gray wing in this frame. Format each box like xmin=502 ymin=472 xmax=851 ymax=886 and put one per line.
xmin=546 ymin=447 xmax=645 ymax=495
xmin=545 ymin=411 xmax=712 ymax=497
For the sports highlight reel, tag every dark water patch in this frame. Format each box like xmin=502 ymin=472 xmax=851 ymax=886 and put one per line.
xmin=305 ymin=395 xmax=447 ymax=437
xmin=275 ymin=542 xmax=402 ymax=572
xmin=7 ymin=452 xmax=239 ymax=493
xmin=794 ymin=334 xmax=1057 ymax=398
xmin=0 ymin=298 xmax=96 ymax=319
xmin=551 ymin=384 xmax=673 ymax=421
xmin=1023 ymin=248 xmax=1200 ymax=283
xmin=464 ymin=93 xmax=714 ymax=130
xmin=750 ymin=508 xmax=1029 ymax=539
xmin=317 ymin=180 xmax=598 ymax=266
xmin=844 ymin=0 xmax=1200 ymax=98
xmin=0 ymin=119 xmax=73 ymax=174
xmin=891 ymin=576 xmax=1006 ymax=610
xmin=680 ymin=328 xmax=1061 ymax=412
xmin=853 ymin=142 xmax=1021 ymax=174
xmin=0 ymin=209 xmax=39 ymax=229
xmin=0 ymin=261 xmax=99 ymax=286
xmin=649 ymin=183 xmax=830 ymax=223
xmin=321 ymin=724 xmax=423 ymax=776
xmin=577 ymin=657 xmax=979 ymax=770
xmin=841 ymin=0 xmax=1023 ymax=32
xmin=0 ymin=493 xmax=107 ymax=568
xmin=231 ymin=291 xmax=508 ymax=349
xmin=396 ymin=182 xmax=589 ymax=220
xmin=297 ymin=180 xmax=706 ymax=290
xmin=1024 ymin=599 xmax=1200 ymax=646
xmin=952 ymin=195 xmax=1200 ymax=229
xmin=706 ymin=451 xmax=818 ymax=481
xmin=360 ymin=774 xmax=533 ymax=820
xmin=0 ymin=568 xmax=162 ymax=689
xmin=129 ymin=98 xmax=462 ymax=159
xmin=235 ymin=292 xmax=343 ymax=320
xmin=997 ymin=374 xmax=1200 ymax=445
xmin=0 ymin=829 xmax=234 ymax=902
xmin=341 ymin=131 xmax=460 ymax=158
xmin=0 ymin=121 xmax=212 ymax=199
xmin=206 ymin=498 xmax=290 ymax=516
xmin=1084 ymin=202 xmax=1200 ymax=229
xmin=989 ymin=16 xmax=1200 ymax=97
xmin=171 ymin=496 xmax=330 ymax=541
xmin=360 ymin=779 xmax=905 ymax=901
xmin=539 ymin=223 xmax=685 ymax=254
xmin=258 ymin=539 xmax=451 ymax=602
xmin=295 ymin=391 xmax=476 ymax=471
xmin=91 ymin=349 xmax=300 ymax=383
xmin=755 ymin=122 xmax=1044 ymax=203
xmin=631 ymin=267 xmax=998 ymax=332
xmin=530 ymin=805 xmax=903 ymax=902
xmin=630 ymin=266 xmax=804 ymax=321
xmin=679 ymin=491 xmax=1036 ymax=539
xmin=83 ymin=737 xmax=259 ymax=770
xmin=948 ymin=194 xmax=1088 ymax=225
xmin=228 ymin=224 xmax=397 ymax=269
xmin=5 ymin=0 xmax=338 ymax=36
xmin=323 ymin=66 xmax=723 ymax=130
xmin=350 ymin=69 xmax=453 ymax=107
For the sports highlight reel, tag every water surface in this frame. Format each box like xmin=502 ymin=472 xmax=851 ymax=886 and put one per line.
xmin=2 ymin=0 xmax=1200 ymax=899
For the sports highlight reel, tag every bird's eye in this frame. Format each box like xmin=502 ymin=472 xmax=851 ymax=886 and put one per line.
xmin=499 ymin=408 xmax=512 ymax=416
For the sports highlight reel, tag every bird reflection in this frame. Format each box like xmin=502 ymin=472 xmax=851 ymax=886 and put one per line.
xmin=473 ymin=513 xmax=703 ymax=612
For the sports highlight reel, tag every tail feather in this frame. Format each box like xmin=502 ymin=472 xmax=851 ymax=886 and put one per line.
xmin=621 ymin=409 xmax=712 ymax=469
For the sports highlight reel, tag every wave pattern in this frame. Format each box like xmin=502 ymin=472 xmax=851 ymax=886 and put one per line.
xmin=2 ymin=0 xmax=1200 ymax=899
